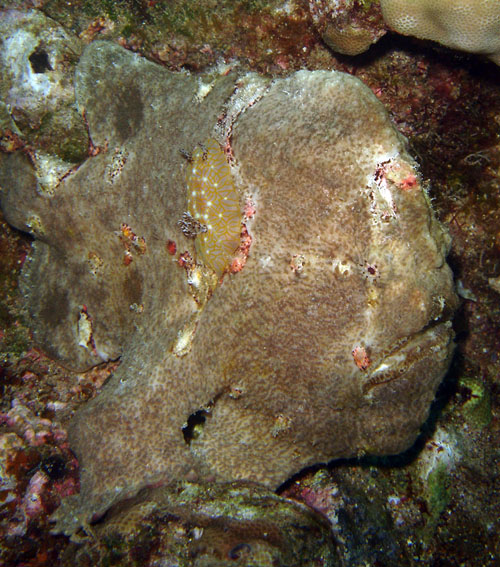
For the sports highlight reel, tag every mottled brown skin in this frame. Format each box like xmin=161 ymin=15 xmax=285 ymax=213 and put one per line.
xmin=0 ymin=42 xmax=457 ymax=534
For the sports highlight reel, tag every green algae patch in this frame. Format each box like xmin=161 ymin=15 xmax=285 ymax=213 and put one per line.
xmin=426 ymin=463 xmax=452 ymax=520
xmin=26 ymin=107 xmax=88 ymax=164
xmin=458 ymin=375 xmax=492 ymax=430
xmin=43 ymin=0 xmax=313 ymax=73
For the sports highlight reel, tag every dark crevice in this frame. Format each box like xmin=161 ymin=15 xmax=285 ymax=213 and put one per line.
xmin=182 ymin=408 xmax=209 ymax=445
xmin=182 ymin=389 xmax=229 ymax=445
xmin=29 ymin=49 xmax=53 ymax=73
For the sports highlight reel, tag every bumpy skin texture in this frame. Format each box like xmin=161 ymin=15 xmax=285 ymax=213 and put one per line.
xmin=381 ymin=0 xmax=500 ymax=65
xmin=0 ymin=42 xmax=457 ymax=534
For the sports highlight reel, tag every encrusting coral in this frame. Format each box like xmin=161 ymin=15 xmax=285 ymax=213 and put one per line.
xmin=308 ymin=0 xmax=387 ymax=56
xmin=380 ymin=0 xmax=500 ymax=64
xmin=309 ymin=1 xmax=500 ymax=65
xmin=0 ymin=41 xmax=457 ymax=534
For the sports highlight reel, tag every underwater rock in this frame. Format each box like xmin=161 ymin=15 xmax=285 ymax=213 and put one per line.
xmin=0 ymin=41 xmax=457 ymax=534
xmin=0 ymin=9 xmax=87 ymax=164
xmin=62 ymin=481 xmax=338 ymax=566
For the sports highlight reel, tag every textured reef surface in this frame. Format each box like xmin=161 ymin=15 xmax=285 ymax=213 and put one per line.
xmin=3 ymin=2 xmax=500 ymax=565
xmin=0 ymin=37 xmax=458 ymax=536
xmin=60 ymin=481 xmax=338 ymax=565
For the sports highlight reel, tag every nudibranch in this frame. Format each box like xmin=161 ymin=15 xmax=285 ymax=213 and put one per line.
xmin=185 ymin=139 xmax=241 ymax=277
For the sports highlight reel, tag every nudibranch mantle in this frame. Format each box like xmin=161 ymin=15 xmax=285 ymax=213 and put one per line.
xmin=186 ymin=139 xmax=241 ymax=277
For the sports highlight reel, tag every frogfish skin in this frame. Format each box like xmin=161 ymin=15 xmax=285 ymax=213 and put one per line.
xmin=186 ymin=139 xmax=241 ymax=277
xmin=0 ymin=41 xmax=459 ymax=536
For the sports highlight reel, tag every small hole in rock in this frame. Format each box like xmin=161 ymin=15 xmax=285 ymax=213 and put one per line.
xmin=29 ymin=49 xmax=53 ymax=73
xmin=182 ymin=409 xmax=208 ymax=444
xmin=228 ymin=542 xmax=252 ymax=560
xmin=40 ymin=454 xmax=67 ymax=480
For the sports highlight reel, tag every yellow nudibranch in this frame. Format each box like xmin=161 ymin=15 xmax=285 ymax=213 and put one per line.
xmin=186 ymin=139 xmax=241 ymax=277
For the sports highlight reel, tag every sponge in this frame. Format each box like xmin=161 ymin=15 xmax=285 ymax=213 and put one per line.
xmin=380 ymin=0 xmax=500 ymax=64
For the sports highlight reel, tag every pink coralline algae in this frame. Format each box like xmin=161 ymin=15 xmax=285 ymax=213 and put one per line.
xmin=0 ymin=42 xmax=457 ymax=534
xmin=0 ymin=400 xmax=79 ymax=538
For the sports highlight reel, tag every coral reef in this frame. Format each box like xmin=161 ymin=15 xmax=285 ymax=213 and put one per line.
xmin=0 ymin=37 xmax=458 ymax=536
xmin=60 ymin=482 xmax=337 ymax=566
xmin=380 ymin=0 xmax=500 ymax=65
xmin=309 ymin=0 xmax=500 ymax=65
xmin=0 ymin=10 xmax=87 ymax=164
xmin=40 ymin=0 xmax=315 ymax=74
xmin=1 ymin=2 xmax=499 ymax=566
xmin=309 ymin=0 xmax=387 ymax=56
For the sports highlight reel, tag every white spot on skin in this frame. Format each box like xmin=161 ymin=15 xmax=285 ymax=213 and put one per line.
xmin=259 ymin=255 xmax=273 ymax=269
xmin=187 ymin=267 xmax=202 ymax=288
xmin=195 ymin=78 xmax=215 ymax=101
xmin=172 ymin=320 xmax=198 ymax=357
xmin=331 ymin=258 xmax=352 ymax=275
xmin=77 ymin=313 xmax=93 ymax=349
xmin=379 ymin=182 xmax=395 ymax=211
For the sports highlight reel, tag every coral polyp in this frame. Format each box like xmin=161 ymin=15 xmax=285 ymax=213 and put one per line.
xmin=186 ymin=139 xmax=241 ymax=277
